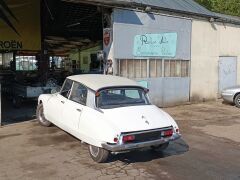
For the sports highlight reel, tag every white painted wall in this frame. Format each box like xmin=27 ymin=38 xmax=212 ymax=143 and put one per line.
xmin=191 ymin=19 xmax=240 ymax=101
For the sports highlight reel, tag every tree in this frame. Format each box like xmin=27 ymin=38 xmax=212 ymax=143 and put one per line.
xmin=195 ymin=0 xmax=240 ymax=17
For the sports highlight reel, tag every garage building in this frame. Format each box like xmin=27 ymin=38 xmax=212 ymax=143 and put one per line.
xmin=96 ymin=0 xmax=240 ymax=107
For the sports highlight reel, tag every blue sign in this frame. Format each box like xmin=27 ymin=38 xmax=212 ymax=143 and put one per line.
xmin=133 ymin=33 xmax=178 ymax=57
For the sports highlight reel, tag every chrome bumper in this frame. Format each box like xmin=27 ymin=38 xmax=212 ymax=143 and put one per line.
xmin=102 ymin=133 xmax=181 ymax=152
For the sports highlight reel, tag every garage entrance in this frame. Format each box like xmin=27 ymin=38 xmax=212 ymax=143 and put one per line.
xmin=218 ymin=56 xmax=237 ymax=94
xmin=0 ymin=0 xmax=107 ymax=125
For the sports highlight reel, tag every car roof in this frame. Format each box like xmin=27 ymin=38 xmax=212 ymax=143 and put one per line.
xmin=67 ymin=74 xmax=140 ymax=91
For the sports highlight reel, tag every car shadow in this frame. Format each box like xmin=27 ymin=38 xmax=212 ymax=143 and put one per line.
xmin=107 ymin=138 xmax=189 ymax=163
xmin=221 ymin=100 xmax=235 ymax=106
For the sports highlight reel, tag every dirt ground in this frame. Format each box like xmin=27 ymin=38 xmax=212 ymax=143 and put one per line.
xmin=0 ymin=100 xmax=240 ymax=180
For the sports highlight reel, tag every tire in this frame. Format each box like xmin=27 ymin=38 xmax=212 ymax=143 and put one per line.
xmin=88 ymin=145 xmax=109 ymax=163
xmin=151 ymin=142 xmax=169 ymax=152
xmin=234 ymin=94 xmax=240 ymax=108
xmin=36 ymin=103 xmax=52 ymax=127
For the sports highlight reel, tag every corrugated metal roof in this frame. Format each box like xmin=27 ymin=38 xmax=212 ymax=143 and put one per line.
xmin=75 ymin=0 xmax=216 ymax=17
xmin=214 ymin=12 xmax=240 ymax=25
xmin=128 ymin=0 xmax=216 ymax=17
xmin=65 ymin=0 xmax=240 ymax=24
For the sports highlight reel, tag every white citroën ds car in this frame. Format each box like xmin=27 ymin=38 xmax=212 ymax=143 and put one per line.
xmin=37 ymin=75 xmax=181 ymax=163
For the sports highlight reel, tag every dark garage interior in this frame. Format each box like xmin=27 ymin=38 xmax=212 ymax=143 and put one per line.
xmin=0 ymin=0 xmax=110 ymax=125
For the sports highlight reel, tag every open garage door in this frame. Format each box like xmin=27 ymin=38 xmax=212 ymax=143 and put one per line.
xmin=0 ymin=0 xmax=108 ymax=125
xmin=42 ymin=0 xmax=107 ymax=74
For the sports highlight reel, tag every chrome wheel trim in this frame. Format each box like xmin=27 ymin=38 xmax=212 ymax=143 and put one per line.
xmin=237 ymin=97 xmax=240 ymax=105
xmin=89 ymin=145 xmax=99 ymax=158
xmin=39 ymin=107 xmax=47 ymax=123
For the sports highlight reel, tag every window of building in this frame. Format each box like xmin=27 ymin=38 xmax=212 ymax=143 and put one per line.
xmin=16 ymin=55 xmax=37 ymax=71
xmin=117 ymin=59 xmax=148 ymax=78
xmin=117 ymin=59 xmax=190 ymax=78
xmin=0 ymin=53 xmax=13 ymax=69
xmin=164 ymin=60 xmax=190 ymax=77
xmin=0 ymin=54 xmax=2 ymax=66
xmin=181 ymin=60 xmax=190 ymax=77
xmin=50 ymin=56 xmax=65 ymax=69
xmin=149 ymin=59 xmax=162 ymax=77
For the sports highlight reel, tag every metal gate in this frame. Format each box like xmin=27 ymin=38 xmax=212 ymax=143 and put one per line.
xmin=219 ymin=56 xmax=237 ymax=94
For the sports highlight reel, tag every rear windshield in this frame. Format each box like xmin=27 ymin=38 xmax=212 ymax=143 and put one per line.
xmin=96 ymin=87 xmax=150 ymax=109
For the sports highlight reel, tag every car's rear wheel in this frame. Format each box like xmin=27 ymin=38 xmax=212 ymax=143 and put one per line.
xmin=36 ymin=103 xmax=52 ymax=127
xmin=151 ymin=142 xmax=169 ymax=152
xmin=88 ymin=145 xmax=109 ymax=163
xmin=234 ymin=94 xmax=240 ymax=108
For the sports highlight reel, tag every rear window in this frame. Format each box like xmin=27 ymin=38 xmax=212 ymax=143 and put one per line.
xmin=96 ymin=87 xmax=150 ymax=109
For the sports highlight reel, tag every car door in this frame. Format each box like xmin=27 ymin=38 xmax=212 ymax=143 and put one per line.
xmin=46 ymin=79 xmax=73 ymax=126
xmin=61 ymin=82 xmax=88 ymax=133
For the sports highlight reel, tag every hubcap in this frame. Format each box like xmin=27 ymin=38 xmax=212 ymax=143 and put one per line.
xmin=39 ymin=107 xmax=47 ymax=123
xmin=89 ymin=145 xmax=99 ymax=158
xmin=237 ymin=97 xmax=240 ymax=105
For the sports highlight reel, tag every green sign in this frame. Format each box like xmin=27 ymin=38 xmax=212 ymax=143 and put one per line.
xmin=133 ymin=33 xmax=178 ymax=57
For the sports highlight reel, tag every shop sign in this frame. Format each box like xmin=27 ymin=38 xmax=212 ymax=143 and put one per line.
xmin=0 ymin=0 xmax=41 ymax=51
xmin=103 ymin=29 xmax=111 ymax=48
xmin=103 ymin=28 xmax=112 ymax=60
xmin=133 ymin=33 xmax=178 ymax=57
xmin=0 ymin=40 xmax=22 ymax=49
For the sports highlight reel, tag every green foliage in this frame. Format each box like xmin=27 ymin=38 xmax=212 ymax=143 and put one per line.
xmin=195 ymin=0 xmax=240 ymax=16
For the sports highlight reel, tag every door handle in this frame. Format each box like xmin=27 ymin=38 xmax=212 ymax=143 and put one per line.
xmin=61 ymin=101 xmax=65 ymax=104
xmin=76 ymin=109 xmax=82 ymax=112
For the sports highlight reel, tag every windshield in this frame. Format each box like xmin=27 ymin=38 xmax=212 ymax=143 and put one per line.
xmin=96 ymin=87 xmax=150 ymax=109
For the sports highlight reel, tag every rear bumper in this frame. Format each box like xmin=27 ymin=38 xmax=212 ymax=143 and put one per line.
xmin=102 ymin=133 xmax=181 ymax=152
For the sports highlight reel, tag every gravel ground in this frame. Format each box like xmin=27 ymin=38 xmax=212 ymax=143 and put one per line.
xmin=0 ymin=100 xmax=239 ymax=180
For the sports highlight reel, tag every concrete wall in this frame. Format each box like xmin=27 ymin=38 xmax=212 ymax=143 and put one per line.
xmin=191 ymin=20 xmax=240 ymax=101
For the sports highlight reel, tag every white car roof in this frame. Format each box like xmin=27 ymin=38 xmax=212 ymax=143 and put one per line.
xmin=67 ymin=74 xmax=140 ymax=91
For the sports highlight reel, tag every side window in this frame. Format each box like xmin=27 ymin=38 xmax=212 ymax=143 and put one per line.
xmin=69 ymin=82 xmax=88 ymax=105
xmin=60 ymin=79 xmax=73 ymax=98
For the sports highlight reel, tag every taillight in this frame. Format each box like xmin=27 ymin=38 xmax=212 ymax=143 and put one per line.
xmin=113 ymin=137 xmax=118 ymax=143
xmin=162 ymin=129 xmax=173 ymax=137
xmin=122 ymin=135 xmax=135 ymax=143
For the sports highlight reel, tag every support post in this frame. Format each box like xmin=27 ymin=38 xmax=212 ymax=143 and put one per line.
xmin=0 ymin=83 xmax=2 ymax=126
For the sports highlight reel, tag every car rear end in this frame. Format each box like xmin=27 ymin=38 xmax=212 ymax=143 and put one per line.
xmin=102 ymin=126 xmax=181 ymax=153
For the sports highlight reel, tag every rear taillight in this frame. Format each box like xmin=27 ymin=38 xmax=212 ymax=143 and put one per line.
xmin=162 ymin=129 xmax=173 ymax=137
xmin=122 ymin=135 xmax=135 ymax=143
xmin=113 ymin=137 xmax=118 ymax=143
